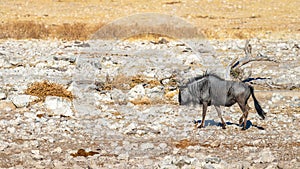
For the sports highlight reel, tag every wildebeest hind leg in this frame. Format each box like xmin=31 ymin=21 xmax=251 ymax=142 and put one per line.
xmin=239 ymin=104 xmax=250 ymax=126
xmin=238 ymin=103 xmax=250 ymax=130
xmin=214 ymin=106 xmax=226 ymax=129
xmin=198 ymin=102 xmax=208 ymax=128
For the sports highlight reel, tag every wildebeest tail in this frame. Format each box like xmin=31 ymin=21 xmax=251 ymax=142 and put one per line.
xmin=249 ymin=86 xmax=266 ymax=119
xmin=178 ymin=88 xmax=182 ymax=105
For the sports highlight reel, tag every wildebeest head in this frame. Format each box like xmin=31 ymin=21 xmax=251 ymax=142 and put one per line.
xmin=178 ymin=86 xmax=192 ymax=105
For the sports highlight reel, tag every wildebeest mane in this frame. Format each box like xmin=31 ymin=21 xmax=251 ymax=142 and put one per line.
xmin=185 ymin=73 xmax=224 ymax=86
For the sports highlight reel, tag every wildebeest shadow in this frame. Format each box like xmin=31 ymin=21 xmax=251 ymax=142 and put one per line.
xmin=194 ymin=119 xmax=265 ymax=130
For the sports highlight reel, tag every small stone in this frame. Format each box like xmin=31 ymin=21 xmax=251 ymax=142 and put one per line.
xmin=174 ymin=158 xmax=192 ymax=168
xmin=0 ymin=100 xmax=16 ymax=111
xmin=128 ymin=84 xmax=146 ymax=101
xmin=72 ymin=164 xmax=84 ymax=169
xmin=11 ymin=94 xmax=39 ymax=108
xmin=31 ymin=150 xmax=40 ymax=155
xmin=96 ymin=92 xmax=113 ymax=103
xmin=203 ymin=164 xmax=216 ymax=169
xmin=53 ymin=55 xmax=76 ymax=63
xmin=45 ymin=96 xmax=74 ymax=116
xmin=210 ymin=140 xmax=221 ymax=148
xmin=7 ymin=127 xmax=16 ymax=133
xmin=32 ymin=154 xmax=44 ymax=160
xmin=159 ymin=143 xmax=168 ymax=149
xmin=48 ymin=138 xmax=55 ymax=143
xmin=122 ymin=142 xmax=133 ymax=151
xmin=24 ymin=112 xmax=36 ymax=119
xmin=30 ymin=140 xmax=40 ymax=148
xmin=164 ymin=90 xmax=178 ymax=101
xmin=146 ymin=86 xmax=164 ymax=98
xmin=0 ymin=92 xmax=6 ymax=100
xmin=292 ymin=96 xmax=299 ymax=102
xmin=117 ymin=152 xmax=129 ymax=161
xmin=161 ymin=78 xmax=170 ymax=85
xmin=0 ymin=58 xmax=5 ymax=67
xmin=52 ymin=147 xmax=63 ymax=154
xmin=265 ymin=162 xmax=279 ymax=169
xmin=277 ymin=43 xmax=289 ymax=50
xmin=31 ymin=149 xmax=44 ymax=160
xmin=242 ymin=161 xmax=251 ymax=169
xmin=124 ymin=122 xmax=138 ymax=134
xmin=0 ymin=142 xmax=9 ymax=151
xmin=205 ymin=157 xmax=221 ymax=164
xmin=140 ymin=143 xmax=154 ymax=151
xmin=0 ymin=58 xmax=11 ymax=68
xmin=194 ymin=152 xmax=206 ymax=159
xmin=53 ymin=160 xmax=64 ymax=168
xmin=271 ymin=93 xmax=284 ymax=102
xmin=111 ymin=89 xmax=126 ymax=103
xmin=254 ymin=148 xmax=275 ymax=163
xmin=144 ymin=159 xmax=153 ymax=166
xmin=172 ymin=148 xmax=180 ymax=154
xmin=9 ymin=58 xmax=23 ymax=66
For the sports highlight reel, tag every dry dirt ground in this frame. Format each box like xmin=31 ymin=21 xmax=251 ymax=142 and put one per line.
xmin=0 ymin=0 xmax=300 ymax=40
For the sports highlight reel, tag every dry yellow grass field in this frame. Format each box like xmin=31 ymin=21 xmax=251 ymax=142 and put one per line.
xmin=0 ymin=0 xmax=299 ymax=40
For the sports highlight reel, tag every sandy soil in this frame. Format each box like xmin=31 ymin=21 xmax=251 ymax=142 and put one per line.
xmin=0 ymin=0 xmax=299 ymax=39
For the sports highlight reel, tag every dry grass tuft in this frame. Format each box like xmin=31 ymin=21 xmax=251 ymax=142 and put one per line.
xmin=174 ymin=138 xmax=198 ymax=149
xmin=124 ymin=33 xmax=175 ymax=42
xmin=25 ymin=80 xmax=74 ymax=101
xmin=130 ymin=97 xmax=152 ymax=105
xmin=0 ymin=21 xmax=49 ymax=39
xmin=55 ymin=23 xmax=89 ymax=40
xmin=98 ymin=74 xmax=162 ymax=91
xmin=70 ymin=149 xmax=99 ymax=157
xmin=0 ymin=21 xmax=103 ymax=40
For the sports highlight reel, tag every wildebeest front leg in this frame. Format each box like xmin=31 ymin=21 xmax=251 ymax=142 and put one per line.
xmin=214 ymin=106 xmax=226 ymax=129
xmin=198 ymin=102 xmax=208 ymax=128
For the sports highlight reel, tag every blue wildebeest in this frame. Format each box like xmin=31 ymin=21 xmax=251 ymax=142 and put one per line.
xmin=178 ymin=73 xmax=266 ymax=130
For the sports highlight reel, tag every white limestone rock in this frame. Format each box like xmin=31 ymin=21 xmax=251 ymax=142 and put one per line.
xmin=11 ymin=94 xmax=39 ymax=108
xmin=127 ymin=84 xmax=146 ymax=101
xmin=44 ymin=96 xmax=74 ymax=116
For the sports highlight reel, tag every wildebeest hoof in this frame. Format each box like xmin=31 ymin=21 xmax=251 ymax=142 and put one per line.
xmin=222 ymin=126 xmax=226 ymax=129
xmin=241 ymin=127 xmax=246 ymax=131
xmin=197 ymin=124 xmax=204 ymax=128
xmin=239 ymin=122 xmax=244 ymax=127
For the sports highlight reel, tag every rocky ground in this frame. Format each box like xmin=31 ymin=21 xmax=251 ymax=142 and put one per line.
xmin=0 ymin=38 xmax=299 ymax=168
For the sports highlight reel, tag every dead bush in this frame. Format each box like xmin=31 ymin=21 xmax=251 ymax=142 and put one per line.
xmin=70 ymin=149 xmax=99 ymax=157
xmin=174 ymin=138 xmax=198 ymax=149
xmin=97 ymin=74 xmax=162 ymax=91
xmin=0 ymin=21 xmax=103 ymax=40
xmin=25 ymin=80 xmax=74 ymax=101
xmin=0 ymin=21 xmax=49 ymax=39
xmin=55 ymin=23 xmax=88 ymax=40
